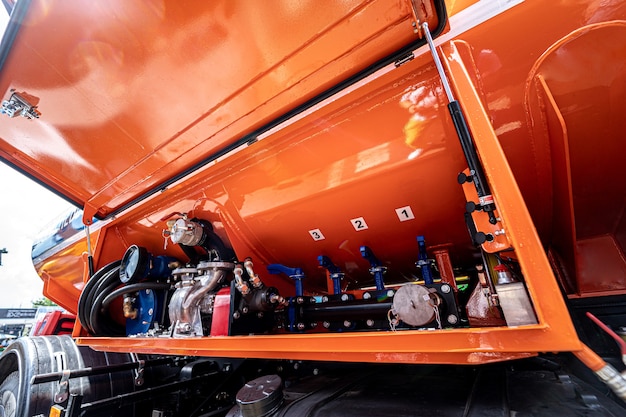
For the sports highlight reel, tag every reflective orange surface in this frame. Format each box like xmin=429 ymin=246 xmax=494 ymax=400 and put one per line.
xmin=2 ymin=0 xmax=626 ymax=364
xmin=0 ymin=0 xmax=440 ymax=219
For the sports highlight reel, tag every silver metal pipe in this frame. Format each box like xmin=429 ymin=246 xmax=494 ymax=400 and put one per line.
xmin=421 ymin=22 xmax=455 ymax=103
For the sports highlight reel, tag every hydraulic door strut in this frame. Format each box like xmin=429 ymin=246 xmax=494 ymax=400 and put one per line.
xmin=421 ymin=22 xmax=498 ymax=228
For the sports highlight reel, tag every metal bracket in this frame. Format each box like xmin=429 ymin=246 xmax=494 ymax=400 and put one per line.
xmin=54 ymin=369 xmax=71 ymax=403
xmin=1 ymin=90 xmax=40 ymax=119
xmin=130 ymin=353 xmax=145 ymax=386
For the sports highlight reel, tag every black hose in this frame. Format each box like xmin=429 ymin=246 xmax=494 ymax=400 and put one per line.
xmin=78 ymin=261 xmax=173 ymax=336
xmin=88 ymin=267 xmax=126 ymax=336
xmin=77 ymin=260 xmax=121 ymax=335
xmin=101 ymin=283 xmax=171 ymax=310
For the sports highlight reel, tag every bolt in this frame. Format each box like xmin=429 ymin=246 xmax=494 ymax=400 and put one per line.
xmin=494 ymin=229 xmax=506 ymax=236
xmin=323 ymin=321 xmax=331 ymax=328
xmin=440 ymin=284 xmax=451 ymax=294
xmin=145 ymin=289 xmax=151 ymax=295
xmin=148 ymin=308 xmax=154 ymax=315
xmin=257 ymin=312 xmax=264 ymax=318
xmin=297 ymin=322 xmax=306 ymax=330
xmin=341 ymin=294 xmax=349 ymax=301
xmin=233 ymin=311 xmax=241 ymax=319
xmin=297 ymin=297 xmax=304 ymax=304
xmin=366 ymin=319 xmax=375 ymax=327
xmin=242 ymin=306 xmax=249 ymax=314
xmin=447 ymin=314 xmax=458 ymax=325
xmin=387 ymin=290 xmax=395 ymax=297
xmin=322 ymin=296 xmax=329 ymax=302
xmin=363 ymin=292 xmax=372 ymax=300
xmin=310 ymin=322 xmax=318 ymax=328
xmin=313 ymin=368 xmax=319 ymax=376
xmin=215 ymin=392 xmax=230 ymax=401
xmin=343 ymin=320 xmax=352 ymax=328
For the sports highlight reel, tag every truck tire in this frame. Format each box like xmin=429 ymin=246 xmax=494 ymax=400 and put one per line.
xmin=0 ymin=335 xmax=135 ymax=417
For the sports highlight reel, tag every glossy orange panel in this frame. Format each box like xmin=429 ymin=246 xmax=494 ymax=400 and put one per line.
xmin=525 ymin=22 xmax=626 ymax=296
xmin=17 ymin=0 xmax=626 ymax=365
xmin=78 ymin=24 xmax=581 ymax=363
xmin=0 ymin=0 xmax=441 ymax=219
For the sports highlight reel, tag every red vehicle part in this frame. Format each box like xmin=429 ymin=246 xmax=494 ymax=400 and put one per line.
xmin=31 ymin=311 xmax=76 ymax=336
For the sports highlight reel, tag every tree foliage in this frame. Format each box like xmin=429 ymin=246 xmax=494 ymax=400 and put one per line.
xmin=31 ymin=297 xmax=57 ymax=307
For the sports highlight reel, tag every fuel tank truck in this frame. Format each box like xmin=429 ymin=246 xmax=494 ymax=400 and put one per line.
xmin=1 ymin=0 xmax=626 ymax=416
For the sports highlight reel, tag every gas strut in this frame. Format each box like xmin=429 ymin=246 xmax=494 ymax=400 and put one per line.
xmin=421 ymin=22 xmax=497 ymax=226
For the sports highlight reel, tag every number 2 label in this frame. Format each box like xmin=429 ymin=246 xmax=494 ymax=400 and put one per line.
xmin=350 ymin=217 xmax=369 ymax=231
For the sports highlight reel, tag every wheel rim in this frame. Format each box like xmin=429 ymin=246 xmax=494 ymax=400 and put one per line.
xmin=0 ymin=390 xmax=17 ymax=417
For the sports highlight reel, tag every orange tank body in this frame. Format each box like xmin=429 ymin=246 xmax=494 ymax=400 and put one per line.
xmin=1 ymin=0 xmax=625 ymax=375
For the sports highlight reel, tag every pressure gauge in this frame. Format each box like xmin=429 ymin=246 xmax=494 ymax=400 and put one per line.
xmin=120 ymin=245 xmax=181 ymax=283
xmin=119 ymin=245 xmax=149 ymax=284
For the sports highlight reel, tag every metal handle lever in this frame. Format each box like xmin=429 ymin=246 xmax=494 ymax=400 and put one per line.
xmin=318 ymin=255 xmax=344 ymax=295
xmin=267 ymin=264 xmax=305 ymax=297
xmin=360 ymin=246 xmax=386 ymax=291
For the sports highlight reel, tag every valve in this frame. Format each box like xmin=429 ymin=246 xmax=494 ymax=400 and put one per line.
xmin=267 ymin=264 xmax=305 ymax=297
xmin=163 ymin=215 xmax=235 ymax=262
xmin=244 ymin=258 xmax=263 ymax=289
xmin=416 ymin=236 xmax=434 ymax=285
xmin=233 ymin=264 xmax=250 ymax=295
xmin=167 ymin=217 xmax=205 ymax=247
xmin=318 ymin=255 xmax=344 ymax=295
xmin=360 ymin=246 xmax=386 ymax=291
xmin=494 ymin=264 xmax=516 ymax=284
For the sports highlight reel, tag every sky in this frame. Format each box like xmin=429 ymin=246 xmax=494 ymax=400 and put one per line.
xmin=0 ymin=10 xmax=74 ymax=307
xmin=0 ymin=163 xmax=73 ymax=307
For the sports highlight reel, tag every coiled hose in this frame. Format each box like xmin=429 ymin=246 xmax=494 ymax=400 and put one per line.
xmin=77 ymin=260 xmax=170 ymax=336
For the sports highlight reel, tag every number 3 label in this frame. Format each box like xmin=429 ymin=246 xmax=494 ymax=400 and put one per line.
xmin=350 ymin=217 xmax=369 ymax=231
xmin=309 ymin=229 xmax=326 ymax=241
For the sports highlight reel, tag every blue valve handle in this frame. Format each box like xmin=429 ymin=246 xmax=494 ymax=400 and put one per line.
xmin=267 ymin=264 xmax=305 ymax=297
xmin=360 ymin=246 xmax=380 ymax=267
xmin=360 ymin=246 xmax=385 ymax=291
xmin=417 ymin=235 xmax=434 ymax=285
xmin=318 ymin=255 xmax=343 ymax=295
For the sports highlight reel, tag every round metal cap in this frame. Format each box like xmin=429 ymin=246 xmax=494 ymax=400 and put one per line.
xmin=392 ymin=284 xmax=436 ymax=326
xmin=236 ymin=375 xmax=283 ymax=417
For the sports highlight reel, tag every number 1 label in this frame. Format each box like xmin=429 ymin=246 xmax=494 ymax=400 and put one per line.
xmin=395 ymin=206 xmax=415 ymax=222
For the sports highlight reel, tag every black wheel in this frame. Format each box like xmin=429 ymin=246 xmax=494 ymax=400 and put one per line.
xmin=0 ymin=371 xmax=18 ymax=417
xmin=0 ymin=336 xmax=135 ymax=417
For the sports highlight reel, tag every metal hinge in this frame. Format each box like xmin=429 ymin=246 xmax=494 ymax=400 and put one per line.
xmin=1 ymin=90 xmax=40 ymax=119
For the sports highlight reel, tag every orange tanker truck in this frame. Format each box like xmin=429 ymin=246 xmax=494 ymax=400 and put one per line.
xmin=1 ymin=0 xmax=626 ymax=416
